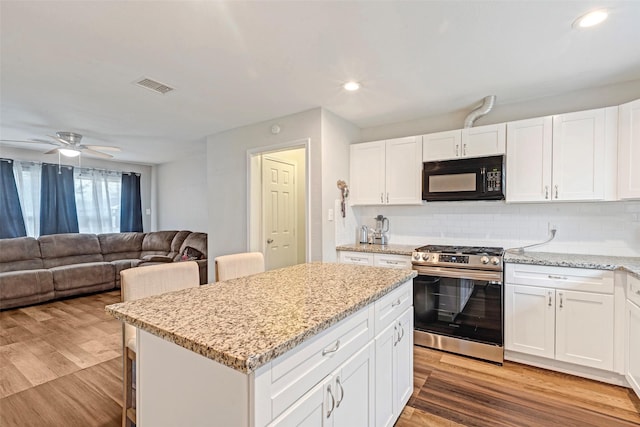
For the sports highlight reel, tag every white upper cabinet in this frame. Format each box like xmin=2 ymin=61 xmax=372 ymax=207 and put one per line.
xmin=422 ymin=130 xmax=461 ymax=161
xmin=350 ymin=136 xmax=422 ymax=205
xmin=506 ymin=117 xmax=553 ymax=202
xmin=422 ymin=124 xmax=505 ymax=162
xmin=618 ymin=99 xmax=640 ymax=199
xmin=506 ymin=107 xmax=618 ymax=203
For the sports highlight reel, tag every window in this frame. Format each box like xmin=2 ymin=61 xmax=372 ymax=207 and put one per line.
xmin=13 ymin=161 xmax=41 ymax=237
xmin=74 ymin=168 xmax=122 ymax=234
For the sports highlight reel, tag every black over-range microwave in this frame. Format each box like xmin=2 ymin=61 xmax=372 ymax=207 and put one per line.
xmin=422 ymin=155 xmax=505 ymax=201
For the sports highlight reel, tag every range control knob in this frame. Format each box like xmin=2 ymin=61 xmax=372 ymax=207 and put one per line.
xmin=490 ymin=257 xmax=500 ymax=265
xmin=480 ymin=256 xmax=489 ymax=264
xmin=413 ymin=253 xmax=421 ymax=261
xmin=421 ymin=253 xmax=430 ymax=261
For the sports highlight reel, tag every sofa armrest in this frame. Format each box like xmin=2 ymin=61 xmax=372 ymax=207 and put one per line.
xmin=140 ymin=254 xmax=174 ymax=263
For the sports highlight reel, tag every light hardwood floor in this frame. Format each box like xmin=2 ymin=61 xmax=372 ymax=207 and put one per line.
xmin=1 ymin=291 xmax=639 ymax=426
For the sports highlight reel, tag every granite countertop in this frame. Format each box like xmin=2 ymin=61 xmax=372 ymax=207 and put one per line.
xmin=336 ymin=243 xmax=416 ymax=256
xmin=504 ymin=251 xmax=640 ymax=279
xmin=105 ymin=262 xmax=416 ymax=374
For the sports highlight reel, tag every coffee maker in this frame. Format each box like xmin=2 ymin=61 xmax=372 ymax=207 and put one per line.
xmin=372 ymin=215 xmax=390 ymax=245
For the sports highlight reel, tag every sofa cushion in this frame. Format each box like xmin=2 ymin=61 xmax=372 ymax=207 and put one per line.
xmin=98 ymin=232 xmax=144 ymax=261
xmin=0 ymin=269 xmax=54 ymax=301
xmin=39 ymin=234 xmax=103 ymax=268
xmin=0 ymin=237 xmax=44 ymax=273
xmin=111 ymin=259 xmax=138 ymax=288
xmin=50 ymin=262 xmax=115 ymax=292
xmin=174 ymin=232 xmax=208 ymax=261
xmin=140 ymin=231 xmax=179 ymax=257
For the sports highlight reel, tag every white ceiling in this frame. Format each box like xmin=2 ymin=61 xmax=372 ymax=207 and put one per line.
xmin=1 ymin=1 xmax=639 ymax=164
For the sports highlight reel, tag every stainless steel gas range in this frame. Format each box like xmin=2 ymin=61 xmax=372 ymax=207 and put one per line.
xmin=412 ymin=245 xmax=504 ymax=364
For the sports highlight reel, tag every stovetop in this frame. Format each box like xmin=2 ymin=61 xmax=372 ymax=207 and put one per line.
xmin=412 ymin=244 xmax=504 ymax=270
xmin=414 ymin=245 xmax=503 ymax=257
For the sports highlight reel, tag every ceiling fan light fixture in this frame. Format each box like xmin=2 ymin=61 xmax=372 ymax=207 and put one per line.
xmin=573 ymin=9 xmax=608 ymax=28
xmin=343 ymin=81 xmax=361 ymax=91
xmin=59 ymin=148 xmax=81 ymax=157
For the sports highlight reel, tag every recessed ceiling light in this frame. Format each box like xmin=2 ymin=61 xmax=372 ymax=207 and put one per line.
xmin=573 ymin=9 xmax=608 ymax=28
xmin=343 ymin=81 xmax=361 ymax=91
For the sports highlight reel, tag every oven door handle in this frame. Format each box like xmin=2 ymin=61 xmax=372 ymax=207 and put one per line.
xmin=413 ymin=265 xmax=502 ymax=282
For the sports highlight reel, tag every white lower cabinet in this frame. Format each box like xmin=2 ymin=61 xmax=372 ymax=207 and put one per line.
xmin=625 ymin=274 xmax=640 ymax=398
xmin=270 ymin=342 xmax=375 ymax=427
xmin=374 ymin=307 xmax=413 ymax=427
xmin=505 ymin=264 xmax=614 ymax=371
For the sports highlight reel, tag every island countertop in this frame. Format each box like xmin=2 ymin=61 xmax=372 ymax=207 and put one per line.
xmin=105 ymin=262 xmax=416 ymax=374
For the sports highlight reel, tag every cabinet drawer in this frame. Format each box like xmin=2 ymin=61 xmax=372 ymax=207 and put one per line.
xmin=505 ymin=263 xmax=614 ymax=294
xmin=340 ymin=251 xmax=374 ymax=266
xmin=374 ymin=254 xmax=412 ymax=269
xmin=375 ymin=280 xmax=412 ymax=334
xmin=629 ymin=274 xmax=640 ymax=306
xmin=267 ymin=305 xmax=374 ymax=419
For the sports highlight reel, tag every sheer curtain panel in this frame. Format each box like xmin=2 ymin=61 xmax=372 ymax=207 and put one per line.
xmin=13 ymin=161 xmax=41 ymax=237
xmin=0 ymin=158 xmax=27 ymax=238
xmin=120 ymin=172 xmax=143 ymax=232
xmin=40 ymin=163 xmax=79 ymax=235
xmin=74 ymin=168 xmax=122 ymax=233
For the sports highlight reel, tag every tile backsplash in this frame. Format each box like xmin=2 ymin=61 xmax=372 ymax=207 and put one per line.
xmin=345 ymin=201 xmax=640 ymax=256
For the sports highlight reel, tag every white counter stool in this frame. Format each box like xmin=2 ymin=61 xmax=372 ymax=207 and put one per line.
xmin=120 ymin=261 xmax=200 ymax=427
xmin=214 ymin=252 xmax=265 ymax=282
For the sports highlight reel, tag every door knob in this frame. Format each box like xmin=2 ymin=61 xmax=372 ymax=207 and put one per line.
xmin=267 ymin=239 xmax=273 ymax=244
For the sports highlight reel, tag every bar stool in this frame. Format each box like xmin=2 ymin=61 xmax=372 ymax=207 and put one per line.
xmin=214 ymin=252 xmax=265 ymax=281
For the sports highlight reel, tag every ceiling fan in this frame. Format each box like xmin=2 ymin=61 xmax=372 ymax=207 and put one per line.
xmin=1 ymin=131 xmax=121 ymax=159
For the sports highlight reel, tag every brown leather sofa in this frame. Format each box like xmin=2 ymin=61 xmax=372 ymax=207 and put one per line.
xmin=0 ymin=230 xmax=208 ymax=310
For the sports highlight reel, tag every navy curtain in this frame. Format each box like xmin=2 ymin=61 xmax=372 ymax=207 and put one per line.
xmin=0 ymin=158 xmax=27 ymax=238
xmin=39 ymin=163 xmax=79 ymax=235
xmin=120 ymin=172 xmax=143 ymax=232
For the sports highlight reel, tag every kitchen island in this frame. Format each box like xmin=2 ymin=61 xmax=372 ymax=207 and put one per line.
xmin=106 ymin=262 xmax=416 ymax=427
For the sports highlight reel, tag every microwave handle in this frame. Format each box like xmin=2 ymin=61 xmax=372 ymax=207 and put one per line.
xmin=481 ymin=167 xmax=486 ymax=193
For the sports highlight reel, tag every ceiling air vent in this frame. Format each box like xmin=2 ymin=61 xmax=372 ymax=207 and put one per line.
xmin=134 ymin=77 xmax=174 ymax=94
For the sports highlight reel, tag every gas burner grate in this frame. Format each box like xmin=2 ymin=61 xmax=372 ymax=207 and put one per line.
xmin=414 ymin=245 xmax=503 ymax=256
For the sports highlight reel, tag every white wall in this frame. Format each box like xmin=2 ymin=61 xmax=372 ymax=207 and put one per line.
xmin=354 ymin=201 xmax=640 ymax=257
xmin=321 ymin=109 xmax=361 ymax=261
xmin=156 ymin=146 xmax=208 ymax=232
xmin=0 ymin=145 xmax=155 ymax=231
xmin=206 ymin=108 xmax=322 ymax=280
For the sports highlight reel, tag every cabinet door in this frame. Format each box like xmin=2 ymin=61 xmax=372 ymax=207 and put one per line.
xmin=385 ymin=136 xmax=422 ymax=205
xmin=374 ymin=321 xmax=395 ymax=427
xmin=350 ymin=141 xmax=386 ymax=205
xmin=555 ymin=290 xmax=614 ymax=370
xmin=618 ymin=99 xmax=640 ymax=200
xmin=269 ymin=379 xmax=327 ymax=427
xmin=505 ymin=284 xmax=555 ymax=358
xmin=394 ymin=307 xmax=414 ymax=415
xmin=461 ymin=123 xmax=506 ymax=158
xmin=552 ymin=109 xmax=607 ymax=201
xmin=506 ymin=117 xmax=553 ymax=202
xmin=625 ymin=299 xmax=640 ymax=398
xmin=422 ymin=130 xmax=461 ymax=161
xmin=332 ymin=342 xmax=375 ymax=427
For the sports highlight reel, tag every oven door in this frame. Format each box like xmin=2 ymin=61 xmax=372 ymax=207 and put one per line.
xmin=422 ymin=155 xmax=504 ymax=201
xmin=413 ymin=266 xmax=503 ymax=347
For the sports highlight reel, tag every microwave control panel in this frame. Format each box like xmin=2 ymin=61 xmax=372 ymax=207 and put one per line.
xmin=487 ymin=169 xmax=501 ymax=192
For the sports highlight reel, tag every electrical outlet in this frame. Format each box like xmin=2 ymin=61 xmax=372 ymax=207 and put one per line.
xmin=328 ymin=209 xmax=334 ymax=221
xmin=548 ymin=222 xmax=557 ymax=233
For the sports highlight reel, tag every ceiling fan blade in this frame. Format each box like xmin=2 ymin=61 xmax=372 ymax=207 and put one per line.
xmin=0 ymin=138 xmax=58 ymax=146
xmin=84 ymin=144 xmax=121 ymax=152
xmin=81 ymin=147 xmax=113 ymax=159
xmin=44 ymin=148 xmax=60 ymax=154
xmin=47 ymin=135 xmax=70 ymax=145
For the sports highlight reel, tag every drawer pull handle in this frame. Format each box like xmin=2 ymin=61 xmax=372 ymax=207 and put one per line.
xmin=398 ymin=321 xmax=405 ymax=343
xmin=322 ymin=340 xmax=340 ymax=356
xmin=326 ymin=384 xmax=335 ymax=418
xmin=335 ymin=377 xmax=344 ymax=408
xmin=548 ymin=275 xmax=567 ymax=280
xmin=391 ymin=298 xmax=401 ymax=307
xmin=393 ymin=325 xmax=399 ymax=347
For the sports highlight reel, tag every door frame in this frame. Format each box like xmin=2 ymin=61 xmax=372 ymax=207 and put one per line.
xmin=246 ymin=138 xmax=310 ymax=263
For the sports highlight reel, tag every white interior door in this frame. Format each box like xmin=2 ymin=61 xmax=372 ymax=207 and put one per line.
xmin=263 ymin=157 xmax=297 ymax=270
